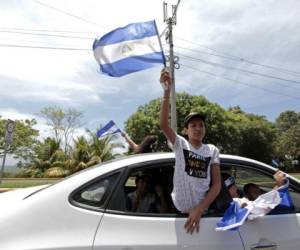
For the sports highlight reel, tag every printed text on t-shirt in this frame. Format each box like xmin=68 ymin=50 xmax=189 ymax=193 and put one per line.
xmin=183 ymin=149 xmax=211 ymax=178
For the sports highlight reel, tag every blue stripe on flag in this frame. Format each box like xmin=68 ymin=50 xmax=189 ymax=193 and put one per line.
xmin=275 ymin=181 xmax=294 ymax=210
xmin=100 ymin=52 xmax=164 ymax=77
xmin=93 ymin=20 xmax=165 ymax=77
xmin=93 ymin=20 xmax=158 ymax=49
xmin=216 ymin=201 xmax=251 ymax=231
xmin=96 ymin=120 xmax=121 ymax=138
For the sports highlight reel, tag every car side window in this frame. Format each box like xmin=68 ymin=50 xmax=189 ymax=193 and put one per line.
xmin=124 ymin=166 xmax=177 ymax=215
xmin=107 ymin=164 xmax=181 ymax=216
xmin=108 ymin=163 xmax=231 ymax=217
xmin=222 ymin=164 xmax=300 ymax=213
xmin=236 ymin=168 xmax=275 ymax=192
xmin=71 ymin=172 xmax=120 ymax=208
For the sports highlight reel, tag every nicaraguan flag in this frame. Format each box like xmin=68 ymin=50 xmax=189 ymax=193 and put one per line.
xmin=215 ymin=200 xmax=252 ymax=231
xmin=93 ymin=20 xmax=165 ymax=77
xmin=96 ymin=120 xmax=121 ymax=138
xmin=216 ymin=179 xmax=294 ymax=231
xmin=274 ymin=180 xmax=294 ymax=211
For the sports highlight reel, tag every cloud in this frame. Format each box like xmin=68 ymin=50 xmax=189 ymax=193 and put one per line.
xmin=0 ymin=0 xmax=299 ymax=134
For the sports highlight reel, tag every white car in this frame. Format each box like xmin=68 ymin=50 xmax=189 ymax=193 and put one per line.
xmin=0 ymin=153 xmax=300 ymax=250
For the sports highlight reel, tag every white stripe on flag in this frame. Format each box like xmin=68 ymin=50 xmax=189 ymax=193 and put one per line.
xmin=94 ymin=36 xmax=161 ymax=65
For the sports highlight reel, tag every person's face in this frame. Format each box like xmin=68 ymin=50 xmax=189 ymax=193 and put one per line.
xmin=228 ymin=184 xmax=239 ymax=198
xmin=247 ymin=186 xmax=263 ymax=201
xmin=186 ymin=118 xmax=206 ymax=143
xmin=136 ymin=176 xmax=150 ymax=194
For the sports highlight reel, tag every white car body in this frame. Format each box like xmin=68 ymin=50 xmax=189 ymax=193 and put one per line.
xmin=0 ymin=153 xmax=299 ymax=250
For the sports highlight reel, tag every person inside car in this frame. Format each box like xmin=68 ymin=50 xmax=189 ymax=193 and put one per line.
xmin=159 ymin=69 xmax=221 ymax=234
xmin=126 ymin=174 xmax=168 ymax=213
xmin=243 ymin=170 xmax=287 ymax=201
xmin=222 ymin=170 xmax=288 ymax=202
xmin=221 ymin=173 xmax=240 ymax=199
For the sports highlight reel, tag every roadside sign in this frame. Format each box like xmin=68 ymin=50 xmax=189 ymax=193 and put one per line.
xmin=5 ymin=119 xmax=15 ymax=145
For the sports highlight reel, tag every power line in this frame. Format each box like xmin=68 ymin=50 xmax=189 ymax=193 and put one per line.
xmin=175 ymin=51 xmax=300 ymax=85
xmin=0 ymin=36 xmax=89 ymax=48
xmin=181 ymin=63 xmax=300 ymax=101
xmin=174 ymin=44 xmax=242 ymax=62
xmin=175 ymin=36 xmax=300 ymax=77
xmin=177 ymin=50 xmax=300 ymax=90
xmin=0 ymin=30 xmax=93 ymax=40
xmin=0 ymin=44 xmax=89 ymax=51
xmin=0 ymin=27 xmax=98 ymax=34
xmin=174 ymin=44 xmax=300 ymax=78
xmin=31 ymin=0 xmax=105 ymax=29
xmin=177 ymin=52 xmax=300 ymax=91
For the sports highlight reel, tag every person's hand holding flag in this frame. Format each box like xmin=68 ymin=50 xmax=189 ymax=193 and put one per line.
xmin=160 ymin=68 xmax=172 ymax=91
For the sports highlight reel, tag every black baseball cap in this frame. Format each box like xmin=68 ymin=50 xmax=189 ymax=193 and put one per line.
xmin=222 ymin=173 xmax=236 ymax=188
xmin=184 ymin=112 xmax=206 ymax=128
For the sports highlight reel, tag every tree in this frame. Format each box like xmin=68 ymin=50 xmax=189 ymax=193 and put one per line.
xmin=20 ymin=137 xmax=68 ymax=178
xmin=39 ymin=106 xmax=83 ymax=154
xmin=275 ymin=110 xmax=299 ymax=133
xmin=20 ymin=130 xmax=116 ymax=177
xmin=0 ymin=118 xmax=39 ymax=162
xmin=235 ymin=113 xmax=276 ymax=163
xmin=124 ymin=92 xmax=277 ymax=163
xmin=86 ymin=130 xmax=114 ymax=163
xmin=274 ymin=111 xmax=300 ymax=171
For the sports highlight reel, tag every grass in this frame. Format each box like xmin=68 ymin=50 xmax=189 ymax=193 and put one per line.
xmin=291 ymin=173 xmax=300 ymax=180
xmin=0 ymin=178 xmax=60 ymax=188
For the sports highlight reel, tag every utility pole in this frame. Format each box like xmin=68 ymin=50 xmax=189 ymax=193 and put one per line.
xmin=163 ymin=1 xmax=180 ymax=132
xmin=0 ymin=120 xmax=15 ymax=184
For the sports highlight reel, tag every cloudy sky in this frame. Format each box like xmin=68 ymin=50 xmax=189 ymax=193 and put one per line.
xmin=1 ymin=0 xmax=300 ymax=139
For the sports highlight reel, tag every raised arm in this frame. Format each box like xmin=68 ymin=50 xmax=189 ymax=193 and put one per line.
xmin=159 ymin=69 xmax=176 ymax=145
xmin=121 ymin=132 xmax=139 ymax=153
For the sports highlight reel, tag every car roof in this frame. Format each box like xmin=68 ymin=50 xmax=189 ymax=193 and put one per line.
xmin=89 ymin=152 xmax=278 ymax=172
xmin=38 ymin=152 xmax=300 ymax=195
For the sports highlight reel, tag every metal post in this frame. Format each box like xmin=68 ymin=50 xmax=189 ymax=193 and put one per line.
xmin=0 ymin=119 xmax=15 ymax=184
xmin=0 ymin=143 xmax=8 ymax=184
xmin=167 ymin=18 xmax=177 ymax=132
xmin=163 ymin=1 xmax=180 ymax=133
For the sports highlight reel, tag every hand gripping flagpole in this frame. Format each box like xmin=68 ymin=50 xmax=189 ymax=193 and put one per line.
xmin=163 ymin=0 xmax=181 ymax=132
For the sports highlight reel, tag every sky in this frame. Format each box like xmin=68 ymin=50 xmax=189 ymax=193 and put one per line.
xmin=1 ymin=0 xmax=300 ymax=141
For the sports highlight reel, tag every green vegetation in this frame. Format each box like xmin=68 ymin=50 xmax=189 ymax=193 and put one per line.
xmin=1 ymin=106 xmax=118 ymax=178
xmin=0 ymin=179 xmax=59 ymax=188
xmin=125 ymin=93 xmax=300 ymax=170
xmin=1 ymin=97 xmax=300 ymax=178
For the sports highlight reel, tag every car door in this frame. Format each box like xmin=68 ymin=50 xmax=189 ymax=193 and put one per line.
xmin=223 ymin=161 xmax=300 ymax=250
xmin=93 ymin=161 xmax=245 ymax=250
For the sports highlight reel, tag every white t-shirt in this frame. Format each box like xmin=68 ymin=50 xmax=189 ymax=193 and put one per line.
xmin=171 ymin=135 xmax=220 ymax=213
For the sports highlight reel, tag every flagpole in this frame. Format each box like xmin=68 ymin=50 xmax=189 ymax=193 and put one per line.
xmin=163 ymin=1 xmax=180 ymax=132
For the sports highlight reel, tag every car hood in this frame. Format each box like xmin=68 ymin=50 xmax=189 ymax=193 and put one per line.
xmin=0 ymin=185 xmax=49 ymax=214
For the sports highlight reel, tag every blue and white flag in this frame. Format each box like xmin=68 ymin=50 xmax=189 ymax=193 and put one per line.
xmin=216 ymin=200 xmax=251 ymax=231
xmin=96 ymin=120 xmax=121 ymax=138
xmin=271 ymin=159 xmax=280 ymax=168
xmin=216 ymin=180 xmax=294 ymax=231
xmin=274 ymin=180 xmax=294 ymax=211
xmin=93 ymin=20 xmax=165 ymax=77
